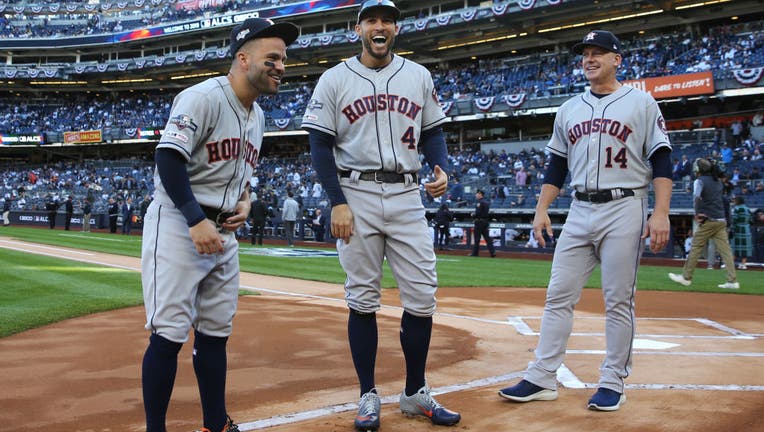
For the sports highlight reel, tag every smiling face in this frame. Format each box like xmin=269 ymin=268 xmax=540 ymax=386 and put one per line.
xmin=239 ymin=37 xmax=288 ymax=96
xmin=355 ymin=10 xmax=398 ymax=68
xmin=580 ymin=45 xmax=621 ymax=88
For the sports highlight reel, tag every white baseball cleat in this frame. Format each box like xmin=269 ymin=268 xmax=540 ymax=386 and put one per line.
xmin=717 ymin=281 xmax=740 ymax=289
xmin=668 ymin=273 xmax=691 ymax=286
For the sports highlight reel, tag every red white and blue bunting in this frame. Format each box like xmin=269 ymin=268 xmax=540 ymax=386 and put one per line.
xmin=492 ymin=3 xmax=509 ymax=16
xmin=27 ymin=69 xmax=40 ymax=78
xmin=546 ymin=0 xmax=563 ymax=4
xmin=154 ymin=56 xmax=165 ymax=66
xmin=215 ymin=48 xmax=228 ymax=58
xmin=503 ymin=93 xmax=527 ymax=108
xmin=439 ymin=101 xmax=454 ymax=115
xmin=117 ymin=63 xmax=129 ymax=71
xmin=320 ymin=35 xmax=333 ymax=46
xmin=175 ymin=54 xmax=187 ymax=63
xmin=274 ymin=119 xmax=291 ymax=130
xmin=135 ymin=59 xmax=146 ymax=69
xmin=347 ymin=32 xmax=360 ymax=43
xmin=414 ymin=19 xmax=428 ymax=31
xmin=194 ymin=51 xmax=207 ymax=61
xmin=4 ymin=69 xmax=17 ymax=79
xmin=298 ymin=38 xmax=312 ymax=49
xmin=474 ymin=96 xmax=495 ymax=112
xmin=731 ymin=67 xmax=764 ymax=86
xmin=74 ymin=65 xmax=87 ymax=74
xmin=96 ymin=63 xmax=109 ymax=72
xmin=435 ymin=16 xmax=452 ymax=26
xmin=517 ymin=0 xmax=537 ymax=10
xmin=125 ymin=128 xmax=138 ymax=137
xmin=460 ymin=9 xmax=477 ymax=22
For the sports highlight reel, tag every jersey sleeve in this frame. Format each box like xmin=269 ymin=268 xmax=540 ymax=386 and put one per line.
xmin=644 ymin=96 xmax=672 ymax=158
xmin=301 ymin=72 xmax=338 ymax=136
xmin=157 ymin=88 xmax=214 ymax=161
xmin=421 ymin=69 xmax=448 ymax=131
xmin=545 ymin=106 xmax=569 ymax=159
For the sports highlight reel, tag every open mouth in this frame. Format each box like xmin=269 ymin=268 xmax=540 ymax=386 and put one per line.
xmin=268 ymin=73 xmax=282 ymax=83
xmin=371 ymin=36 xmax=387 ymax=46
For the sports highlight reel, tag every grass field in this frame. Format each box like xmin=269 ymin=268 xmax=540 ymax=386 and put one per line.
xmin=0 ymin=226 xmax=760 ymax=337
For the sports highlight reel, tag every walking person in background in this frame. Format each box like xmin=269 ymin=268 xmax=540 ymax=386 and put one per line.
xmin=499 ymin=29 xmax=672 ymax=411
xmin=731 ymin=195 xmax=752 ymax=270
xmin=469 ymin=190 xmax=495 ymax=257
xmin=2 ymin=196 xmax=11 ymax=226
xmin=311 ymin=207 xmax=326 ymax=242
xmin=122 ymin=197 xmax=134 ymax=235
xmin=434 ymin=202 xmax=454 ymax=250
xmin=669 ymin=158 xmax=739 ymax=289
xmin=82 ymin=199 xmax=92 ymax=232
xmin=108 ymin=198 xmax=119 ymax=233
xmin=64 ymin=195 xmax=74 ymax=231
xmin=250 ymin=193 xmax=269 ymax=245
xmin=281 ymin=191 xmax=299 ymax=246
xmin=46 ymin=196 xmax=59 ymax=229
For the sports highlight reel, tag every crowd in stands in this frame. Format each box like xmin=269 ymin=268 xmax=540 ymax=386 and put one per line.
xmin=2 ymin=130 xmax=763 ymax=228
xmin=0 ymin=0 xmax=297 ymax=38
xmin=0 ymin=20 xmax=762 ymax=137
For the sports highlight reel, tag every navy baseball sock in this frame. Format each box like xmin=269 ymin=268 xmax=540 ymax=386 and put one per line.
xmin=193 ymin=330 xmax=229 ymax=432
xmin=348 ymin=309 xmax=378 ymax=396
xmin=400 ymin=311 xmax=432 ymax=396
xmin=142 ymin=333 xmax=183 ymax=432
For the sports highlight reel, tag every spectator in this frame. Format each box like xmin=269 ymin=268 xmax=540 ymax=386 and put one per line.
xmin=731 ymin=196 xmax=752 ymax=270
xmin=281 ymin=191 xmax=299 ymax=246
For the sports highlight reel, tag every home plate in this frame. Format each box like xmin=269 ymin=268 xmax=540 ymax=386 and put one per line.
xmin=633 ymin=339 xmax=680 ymax=350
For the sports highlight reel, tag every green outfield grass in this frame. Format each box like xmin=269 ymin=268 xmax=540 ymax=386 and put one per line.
xmin=0 ymin=226 xmax=761 ymax=337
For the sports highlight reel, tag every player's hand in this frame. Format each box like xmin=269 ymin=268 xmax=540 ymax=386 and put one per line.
xmin=331 ymin=204 xmax=353 ymax=244
xmin=644 ymin=212 xmax=670 ymax=253
xmin=424 ymin=165 xmax=448 ymax=198
xmin=532 ymin=210 xmax=552 ymax=248
xmin=189 ymin=219 xmax=225 ymax=255
xmin=221 ymin=200 xmax=251 ymax=232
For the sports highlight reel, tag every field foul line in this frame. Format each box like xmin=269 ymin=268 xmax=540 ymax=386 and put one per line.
xmin=235 ymin=368 xmax=763 ymax=431
xmin=0 ymin=239 xmax=96 ymax=255
xmin=237 ymin=372 xmax=524 ymax=431
xmin=508 ymin=316 xmax=758 ymax=340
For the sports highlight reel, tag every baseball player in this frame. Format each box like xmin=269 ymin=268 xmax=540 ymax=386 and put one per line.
xmin=498 ymin=30 xmax=672 ymax=411
xmin=302 ymin=1 xmax=460 ymax=430
xmin=140 ymin=18 xmax=298 ymax=432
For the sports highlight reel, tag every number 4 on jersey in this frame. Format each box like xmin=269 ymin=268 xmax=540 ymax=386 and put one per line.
xmin=401 ymin=126 xmax=416 ymax=150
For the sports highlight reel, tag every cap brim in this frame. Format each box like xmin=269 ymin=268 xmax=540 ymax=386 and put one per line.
xmin=572 ymin=41 xmax=618 ymax=55
xmin=251 ymin=22 xmax=300 ymax=46
xmin=358 ymin=5 xmax=401 ymax=22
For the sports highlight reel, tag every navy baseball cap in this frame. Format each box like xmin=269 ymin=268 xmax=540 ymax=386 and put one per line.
xmin=230 ymin=18 xmax=299 ymax=57
xmin=572 ymin=30 xmax=621 ymax=55
xmin=358 ymin=0 xmax=401 ymax=23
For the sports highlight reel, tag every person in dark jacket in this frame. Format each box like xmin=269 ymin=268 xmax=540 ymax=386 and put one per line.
xmin=64 ymin=195 xmax=74 ymax=230
xmin=46 ymin=196 xmax=60 ymax=229
xmin=249 ymin=194 xmax=269 ymax=245
xmin=108 ymin=198 xmax=119 ymax=233
xmin=434 ymin=202 xmax=454 ymax=250
xmin=469 ymin=190 xmax=495 ymax=257
xmin=82 ymin=200 xmax=92 ymax=232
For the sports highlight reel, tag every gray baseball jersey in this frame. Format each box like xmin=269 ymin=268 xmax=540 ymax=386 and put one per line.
xmin=142 ymin=76 xmax=261 ymax=343
xmin=153 ymin=76 xmax=260 ymax=212
xmin=547 ymin=84 xmax=670 ymax=193
xmin=302 ymin=54 xmax=447 ymax=315
xmin=302 ymin=54 xmax=447 ymax=173
xmin=524 ymin=84 xmax=672 ymax=394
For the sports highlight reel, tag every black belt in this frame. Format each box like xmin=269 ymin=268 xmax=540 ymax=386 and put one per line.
xmin=200 ymin=205 xmax=235 ymax=227
xmin=339 ymin=171 xmax=418 ymax=184
xmin=574 ymin=189 xmax=634 ymax=203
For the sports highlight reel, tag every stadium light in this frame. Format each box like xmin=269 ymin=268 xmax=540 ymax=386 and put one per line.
xmin=675 ymin=0 xmax=731 ymax=11
xmin=101 ymin=78 xmax=153 ymax=84
xmin=30 ymin=81 xmax=88 ymax=85
xmin=170 ymin=71 xmax=219 ymax=80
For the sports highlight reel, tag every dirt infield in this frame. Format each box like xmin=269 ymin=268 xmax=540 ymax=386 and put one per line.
xmin=1 ymin=242 xmax=763 ymax=432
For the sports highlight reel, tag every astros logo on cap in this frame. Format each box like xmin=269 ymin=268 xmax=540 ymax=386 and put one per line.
xmin=236 ymin=29 xmax=250 ymax=40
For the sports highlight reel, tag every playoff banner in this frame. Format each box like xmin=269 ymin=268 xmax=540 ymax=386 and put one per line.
xmin=63 ymin=130 xmax=102 ymax=144
xmin=623 ymin=71 xmax=714 ymax=99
